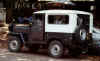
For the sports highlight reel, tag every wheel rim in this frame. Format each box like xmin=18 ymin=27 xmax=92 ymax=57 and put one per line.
xmin=10 ymin=40 xmax=18 ymax=50
xmin=80 ymin=29 xmax=86 ymax=40
xmin=50 ymin=44 xmax=61 ymax=56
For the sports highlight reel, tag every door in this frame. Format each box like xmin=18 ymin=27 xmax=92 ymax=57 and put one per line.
xmin=28 ymin=14 xmax=45 ymax=43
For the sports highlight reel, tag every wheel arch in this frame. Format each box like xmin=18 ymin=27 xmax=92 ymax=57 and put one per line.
xmin=47 ymin=38 xmax=65 ymax=47
xmin=8 ymin=32 xmax=25 ymax=44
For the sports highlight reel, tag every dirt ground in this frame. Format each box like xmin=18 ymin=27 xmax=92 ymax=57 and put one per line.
xmin=0 ymin=45 xmax=100 ymax=61
xmin=0 ymin=26 xmax=8 ymax=48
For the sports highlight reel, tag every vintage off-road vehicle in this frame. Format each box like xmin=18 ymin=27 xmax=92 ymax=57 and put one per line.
xmin=8 ymin=10 xmax=93 ymax=57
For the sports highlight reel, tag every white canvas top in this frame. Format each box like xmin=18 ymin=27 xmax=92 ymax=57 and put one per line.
xmin=34 ymin=10 xmax=92 ymax=15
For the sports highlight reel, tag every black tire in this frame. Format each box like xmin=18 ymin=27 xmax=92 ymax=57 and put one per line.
xmin=74 ymin=29 xmax=88 ymax=54
xmin=80 ymin=29 xmax=87 ymax=41
xmin=74 ymin=29 xmax=88 ymax=46
xmin=8 ymin=37 xmax=23 ymax=52
xmin=76 ymin=29 xmax=87 ymax=41
xmin=48 ymin=40 xmax=64 ymax=58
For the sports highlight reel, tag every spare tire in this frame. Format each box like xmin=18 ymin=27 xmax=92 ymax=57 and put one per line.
xmin=75 ymin=29 xmax=88 ymax=42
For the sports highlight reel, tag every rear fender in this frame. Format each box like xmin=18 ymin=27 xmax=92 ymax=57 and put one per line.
xmin=8 ymin=32 xmax=25 ymax=44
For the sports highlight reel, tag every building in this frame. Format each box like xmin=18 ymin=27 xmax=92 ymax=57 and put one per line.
xmin=38 ymin=0 xmax=95 ymax=11
xmin=5 ymin=0 xmax=96 ymax=24
xmin=0 ymin=1 xmax=6 ymax=26
xmin=38 ymin=0 xmax=96 ymax=23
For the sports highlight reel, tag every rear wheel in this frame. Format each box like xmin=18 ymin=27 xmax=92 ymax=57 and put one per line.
xmin=8 ymin=37 xmax=23 ymax=52
xmin=48 ymin=40 xmax=64 ymax=58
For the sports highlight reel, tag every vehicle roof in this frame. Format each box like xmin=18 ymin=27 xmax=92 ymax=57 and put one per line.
xmin=34 ymin=10 xmax=92 ymax=15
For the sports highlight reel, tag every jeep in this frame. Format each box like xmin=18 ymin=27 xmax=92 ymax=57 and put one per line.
xmin=8 ymin=10 xmax=93 ymax=58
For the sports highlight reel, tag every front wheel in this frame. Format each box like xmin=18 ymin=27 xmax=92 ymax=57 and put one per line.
xmin=8 ymin=37 xmax=23 ymax=52
xmin=48 ymin=40 xmax=64 ymax=58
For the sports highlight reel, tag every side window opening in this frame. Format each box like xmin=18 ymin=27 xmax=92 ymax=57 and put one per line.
xmin=33 ymin=14 xmax=45 ymax=26
xmin=77 ymin=14 xmax=90 ymax=30
xmin=77 ymin=14 xmax=90 ymax=26
xmin=48 ymin=15 xmax=69 ymax=24
xmin=77 ymin=16 xmax=83 ymax=26
xmin=32 ymin=13 xmax=45 ymax=31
